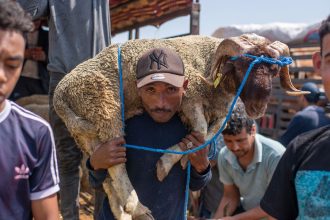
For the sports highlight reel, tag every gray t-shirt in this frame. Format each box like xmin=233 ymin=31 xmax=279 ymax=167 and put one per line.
xmin=17 ymin=0 xmax=111 ymax=74
xmin=218 ymin=134 xmax=285 ymax=210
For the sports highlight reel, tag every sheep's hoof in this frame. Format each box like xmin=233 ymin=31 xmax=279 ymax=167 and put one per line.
xmin=133 ymin=211 xmax=154 ymax=220
xmin=131 ymin=203 xmax=154 ymax=220
xmin=156 ymin=160 xmax=168 ymax=182
xmin=124 ymin=201 xmax=137 ymax=214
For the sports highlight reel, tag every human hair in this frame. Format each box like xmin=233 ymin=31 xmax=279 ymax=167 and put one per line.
xmin=0 ymin=0 xmax=34 ymax=35
xmin=319 ymin=15 xmax=330 ymax=55
xmin=222 ymin=102 xmax=255 ymax=136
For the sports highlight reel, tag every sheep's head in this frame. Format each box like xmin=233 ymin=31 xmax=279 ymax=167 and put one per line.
xmin=210 ymin=33 xmax=308 ymax=119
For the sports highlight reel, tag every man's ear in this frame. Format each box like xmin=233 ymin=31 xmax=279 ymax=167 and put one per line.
xmin=251 ymin=124 xmax=257 ymax=136
xmin=136 ymin=81 xmax=142 ymax=96
xmin=312 ymin=51 xmax=322 ymax=75
xmin=183 ymin=79 xmax=189 ymax=91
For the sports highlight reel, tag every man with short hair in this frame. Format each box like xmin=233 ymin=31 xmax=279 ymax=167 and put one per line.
xmin=259 ymin=15 xmax=330 ymax=220
xmin=213 ymin=103 xmax=285 ymax=218
xmin=279 ymin=81 xmax=330 ymax=146
xmin=88 ymin=47 xmax=212 ymax=220
xmin=0 ymin=1 xmax=59 ymax=219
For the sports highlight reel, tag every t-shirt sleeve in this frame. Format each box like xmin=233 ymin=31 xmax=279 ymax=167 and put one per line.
xmin=86 ymin=158 xmax=107 ymax=189
xmin=189 ymin=164 xmax=212 ymax=191
xmin=217 ymin=150 xmax=234 ymax=185
xmin=29 ymin=124 xmax=60 ymax=200
xmin=265 ymin=150 xmax=284 ymax=185
xmin=260 ymin=144 xmax=298 ymax=219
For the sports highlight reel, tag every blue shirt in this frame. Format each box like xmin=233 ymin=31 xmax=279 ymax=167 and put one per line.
xmin=279 ymin=105 xmax=330 ymax=146
xmin=89 ymin=112 xmax=211 ymax=220
xmin=0 ymin=100 xmax=59 ymax=220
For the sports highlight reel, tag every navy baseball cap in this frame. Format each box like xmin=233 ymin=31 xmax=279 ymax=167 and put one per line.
xmin=301 ymin=82 xmax=320 ymax=103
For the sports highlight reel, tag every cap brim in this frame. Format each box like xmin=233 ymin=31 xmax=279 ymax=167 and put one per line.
xmin=137 ymin=73 xmax=185 ymax=88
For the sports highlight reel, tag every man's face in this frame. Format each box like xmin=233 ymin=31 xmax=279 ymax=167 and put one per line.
xmin=138 ymin=81 xmax=187 ymax=123
xmin=0 ymin=30 xmax=25 ymax=111
xmin=314 ymin=34 xmax=330 ymax=99
xmin=222 ymin=126 xmax=256 ymax=159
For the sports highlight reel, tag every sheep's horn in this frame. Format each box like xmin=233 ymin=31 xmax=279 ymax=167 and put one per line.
xmin=267 ymin=41 xmax=310 ymax=96
xmin=279 ymin=66 xmax=310 ymax=96
xmin=210 ymin=34 xmax=268 ymax=81
xmin=266 ymin=41 xmax=290 ymax=57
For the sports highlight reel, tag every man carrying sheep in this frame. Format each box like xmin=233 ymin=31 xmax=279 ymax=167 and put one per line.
xmin=87 ymin=47 xmax=212 ymax=219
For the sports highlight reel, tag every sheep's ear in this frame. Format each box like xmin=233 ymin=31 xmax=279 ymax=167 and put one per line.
xmin=210 ymin=55 xmax=229 ymax=88
xmin=279 ymin=65 xmax=309 ymax=96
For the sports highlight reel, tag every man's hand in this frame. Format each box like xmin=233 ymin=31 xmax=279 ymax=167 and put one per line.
xmin=25 ymin=47 xmax=46 ymax=61
xmin=179 ymin=131 xmax=210 ymax=173
xmin=90 ymin=137 xmax=127 ymax=170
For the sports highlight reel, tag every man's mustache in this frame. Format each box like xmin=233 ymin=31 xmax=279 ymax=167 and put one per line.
xmin=151 ymin=108 xmax=171 ymax=113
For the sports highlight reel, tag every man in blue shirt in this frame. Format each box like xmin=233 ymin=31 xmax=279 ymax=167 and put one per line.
xmin=279 ymin=81 xmax=330 ymax=146
xmin=88 ymin=48 xmax=212 ymax=220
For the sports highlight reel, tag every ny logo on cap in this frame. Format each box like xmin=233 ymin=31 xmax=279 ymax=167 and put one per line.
xmin=149 ymin=50 xmax=168 ymax=70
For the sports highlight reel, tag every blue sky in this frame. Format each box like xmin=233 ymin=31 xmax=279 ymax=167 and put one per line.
xmin=111 ymin=0 xmax=329 ymax=43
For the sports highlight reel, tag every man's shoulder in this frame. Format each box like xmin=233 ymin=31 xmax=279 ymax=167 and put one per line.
xmin=218 ymin=147 xmax=234 ymax=165
xmin=4 ymin=101 xmax=51 ymax=136
xmin=219 ymin=146 xmax=230 ymax=156
xmin=291 ymin=125 xmax=330 ymax=151
xmin=257 ymin=134 xmax=285 ymax=155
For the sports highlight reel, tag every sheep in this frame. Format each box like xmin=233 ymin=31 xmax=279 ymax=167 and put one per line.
xmin=53 ymin=34 xmax=306 ymax=220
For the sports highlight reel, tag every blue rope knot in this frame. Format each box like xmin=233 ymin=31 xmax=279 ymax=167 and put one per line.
xmin=231 ymin=54 xmax=293 ymax=67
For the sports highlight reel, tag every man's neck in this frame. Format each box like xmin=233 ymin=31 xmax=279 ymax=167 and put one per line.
xmin=0 ymin=101 xmax=5 ymax=113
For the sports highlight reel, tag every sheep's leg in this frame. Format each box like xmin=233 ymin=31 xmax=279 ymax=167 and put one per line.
xmin=103 ymin=178 xmax=132 ymax=220
xmin=156 ymin=103 xmax=208 ymax=181
xmin=108 ymin=164 xmax=153 ymax=220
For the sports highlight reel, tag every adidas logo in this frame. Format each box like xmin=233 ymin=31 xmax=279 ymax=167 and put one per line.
xmin=14 ymin=164 xmax=30 ymax=180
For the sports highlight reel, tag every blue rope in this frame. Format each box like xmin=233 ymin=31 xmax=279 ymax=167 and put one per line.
xmin=116 ymin=46 xmax=292 ymax=219
xmin=117 ymin=45 xmax=125 ymax=132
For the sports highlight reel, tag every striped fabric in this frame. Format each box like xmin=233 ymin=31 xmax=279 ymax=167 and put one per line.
xmin=110 ymin=0 xmax=192 ymax=34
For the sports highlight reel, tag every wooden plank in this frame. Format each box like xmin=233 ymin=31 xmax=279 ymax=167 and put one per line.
xmin=291 ymin=54 xmax=313 ymax=60
xmin=290 ymin=67 xmax=314 ymax=73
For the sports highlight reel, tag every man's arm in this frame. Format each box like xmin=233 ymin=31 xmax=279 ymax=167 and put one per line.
xmin=88 ymin=137 xmax=127 ymax=188
xmin=218 ymin=206 xmax=275 ymax=220
xmin=213 ymin=184 xmax=240 ymax=218
xmin=179 ymin=131 xmax=212 ymax=190
xmin=32 ymin=193 xmax=59 ymax=220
